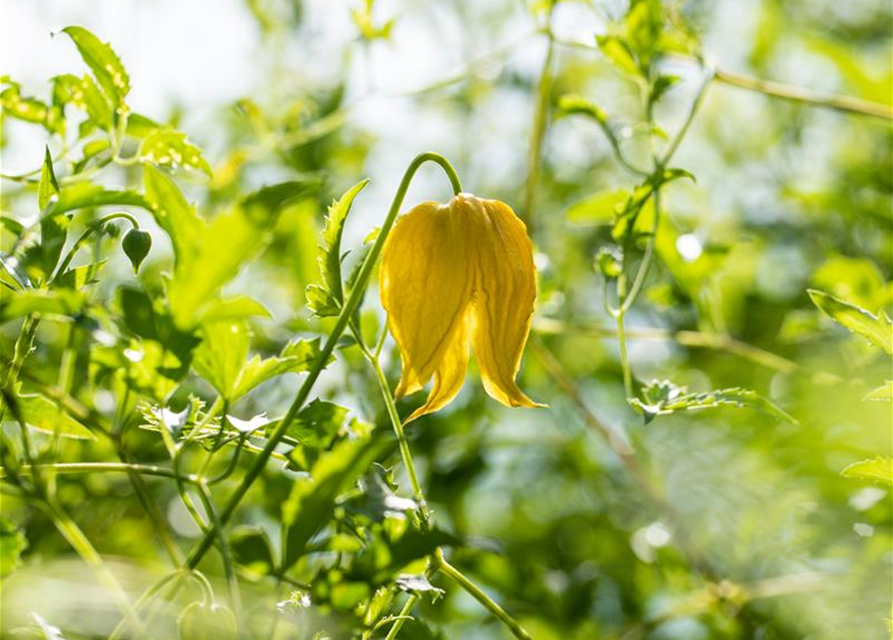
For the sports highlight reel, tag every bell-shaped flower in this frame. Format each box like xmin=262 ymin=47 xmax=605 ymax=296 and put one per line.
xmin=380 ymin=192 xmax=543 ymax=422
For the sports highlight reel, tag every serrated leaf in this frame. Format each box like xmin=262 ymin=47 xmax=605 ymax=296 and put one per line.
xmin=1 ymin=79 xmax=62 ymax=134
xmin=307 ymin=179 xmax=368 ymax=316
xmin=38 ymin=147 xmax=60 ymax=212
xmin=629 ymin=380 xmax=797 ymax=424
xmin=283 ymin=399 xmax=349 ymax=450
xmin=52 ymin=259 xmax=107 ymax=290
xmin=61 ymin=26 xmax=130 ymax=109
xmin=231 ymin=338 xmax=332 ymax=401
xmin=282 ymin=434 xmax=388 ymax=570
xmin=305 ymin=283 xmax=341 ymax=317
xmin=808 ymin=289 xmax=893 ymax=355
xmin=841 ymin=457 xmax=893 ymax=486
xmin=52 ymin=73 xmax=113 ymax=131
xmin=140 ymin=128 xmax=212 ymax=176
xmin=2 ymin=393 xmax=94 ymax=440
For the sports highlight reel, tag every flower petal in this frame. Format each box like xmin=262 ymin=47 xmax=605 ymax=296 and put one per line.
xmin=404 ymin=311 xmax=471 ymax=423
xmin=465 ymin=197 xmax=542 ymax=408
xmin=380 ymin=200 xmax=474 ymax=400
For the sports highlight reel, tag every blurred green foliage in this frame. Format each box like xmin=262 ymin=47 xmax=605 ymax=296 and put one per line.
xmin=0 ymin=1 xmax=891 ymax=639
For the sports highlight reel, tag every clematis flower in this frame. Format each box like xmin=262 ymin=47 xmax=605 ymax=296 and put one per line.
xmin=380 ymin=192 xmax=543 ymax=422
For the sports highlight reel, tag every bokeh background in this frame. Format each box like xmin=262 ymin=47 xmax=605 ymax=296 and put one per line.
xmin=1 ymin=1 xmax=891 ymax=639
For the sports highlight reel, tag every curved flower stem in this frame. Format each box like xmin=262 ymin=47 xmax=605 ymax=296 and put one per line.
xmin=175 ymin=151 xmax=460 ymax=572
xmin=50 ymin=211 xmax=141 ymax=283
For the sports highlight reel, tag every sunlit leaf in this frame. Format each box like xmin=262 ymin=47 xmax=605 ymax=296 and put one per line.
xmin=166 ymin=180 xmax=315 ymax=328
xmin=629 ymin=379 xmax=797 ymax=424
xmin=841 ymin=457 xmax=893 ymax=486
xmin=140 ymin=128 xmax=212 ymax=176
xmin=61 ymin=26 xmax=130 ymax=109
xmin=808 ymin=289 xmax=893 ymax=355
xmin=231 ymin=338 xmax=331 ymax=401
xmin=142 ymin=163 xmax=204 ymax=262
xmin=864 ymin=382 xmax=892 ymax=401
xmin=2 ymin=393 xmax=94 ymax=440
xmin=0 ymin=289 xmax=85 ymax=323
xmin=38 ymin=147 xmax=60 ymax=212
xmin=566 ymin=188 xmax=631 ymax=224
xmin=307 ymin=179 xmax=368 ymax=317
xmin=52 ymin=259 xmax=107 ymax=290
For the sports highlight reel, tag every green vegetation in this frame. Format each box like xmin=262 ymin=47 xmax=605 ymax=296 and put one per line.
xmin=1 ymin=1 xmax=891 ymax=639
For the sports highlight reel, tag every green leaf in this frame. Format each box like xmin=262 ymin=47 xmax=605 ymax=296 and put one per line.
xmin=2 ymin=393 xmax=94 ymax=440
xmin=0 ymin=290 xmax=85 ymax=323
xmin=864 ymin=382 xmax=892 ymax=401
xmin=200 ymin=296 xmax=271 ymax=323
xmin=0 ymin=515 xmax=27 ymax=577
xmin=307 ymin=179 xmax=369 ymax=316
xmin=282 ymin=434 xmax=388 ymax=570
xmin=284 ymin=399 xmax=349 ymax=449
xmin=47 ymin=182 xmax=150 ymax=217
xmin=116 ymin=286 xmax=200 ymax=382
xmin=166 ymin=181 xmax=314 ymax=328
xmin=38 ymin=147 xmax=60 ymax=212
xmin=557 ymin=94 xmax=609 ymax=124
xmin=52 ymin=73 xmax=113 ymax=131
xmin=230 ymin=525 xmax=275 ymax=575
xmin=193 ymin=321 xmax=252 ymax=399
xmin=140 ymin=129 xmax=212 ymax=176
xmin=0 ymin=79 xmax=63 ymax=134
xmin=566 ymin=188 xmax=631 ymax=224
xmin=841 ymin=457 xmax=893 ymax=486
xmin=60 ymin=26 xmax=130 ymax=109
xmin=52 ymin=259 xmax=107 ymax=290
xmin=808 ymin=289 xmax=893 ymax=355
xmin=629 ymin=380 xmax=797 ymax=424
xmin=231 ymin=338 xmax=331 ymax=401
xmin=596 ymin=35 xmax=641 ymax=76
xmin=142 ymin=163 xmax=204 ymax=262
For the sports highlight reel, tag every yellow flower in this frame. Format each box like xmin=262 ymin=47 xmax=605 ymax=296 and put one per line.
xmin=380 ymin=192 xmax=543 ymax=422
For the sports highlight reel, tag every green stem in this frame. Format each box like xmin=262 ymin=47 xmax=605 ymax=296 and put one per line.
xmin=523 ymin=11 xmax=555 ymax=229
xmin=383 ymin=595 xmax=418 ymax=640
xmin=51 ymin=211 xmax=140 ymax=282
xmin=713 ymin=66 xmax=893 ymax=121
xmin=354 ymin=331 xmax=534 ymax=640
xmin=369 ymin=355 xmax=430 ymax=527
xmin=0 ymin=461 xmax=198 ymax=482
xmin=179 ymin=152 xmax=461 ymax=574
xmin=435 ymin=552 xmax=533 ymax=640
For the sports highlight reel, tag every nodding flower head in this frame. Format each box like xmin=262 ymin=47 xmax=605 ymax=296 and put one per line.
xmin=380 ymin=192 xmax=544 ymax=422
